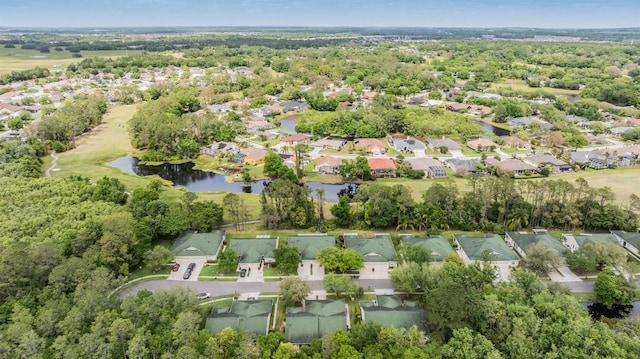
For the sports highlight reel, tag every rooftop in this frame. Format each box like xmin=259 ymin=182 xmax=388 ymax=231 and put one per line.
xmin=506 ymin=231 xmax=567 ymax=255
xmin=170 ymin=231 xmax=224 ymax=257
xmin=399 ymin=234 xmax=454 ymax=262
xmin=564 ymin=233 xmax=619 ymax=248
xmin=344 ymin=233 xmax=396 ymax=263
xmin=286 ymin=300 xmax=347 ymax=344
xmin=205 ymin=300 xmax=272 ymax=336
xmin=360 ymin=295 xmax=427 ymax=331
xmin=367 ymin=158 xmax=397 ymax=171
xmin=288 ymin=234 xmax=336 ymax=260
xmin=611 ymin=230 xmax=640 ymax=249
xmin=228 ymin=237 xmax=278 ymax=264
xmin=454 ymin=234 xmax=519 ymax=262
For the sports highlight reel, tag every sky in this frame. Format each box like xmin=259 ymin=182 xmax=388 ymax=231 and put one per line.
xmin=1 ymin=0 xmax=639 ymax=28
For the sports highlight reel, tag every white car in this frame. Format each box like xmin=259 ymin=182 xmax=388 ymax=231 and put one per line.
xmin=196 ymin=292 xmax=211 ymax=300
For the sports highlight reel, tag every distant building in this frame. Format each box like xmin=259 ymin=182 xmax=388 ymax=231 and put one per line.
xmin=453 ymin=234 xmax=519 ymax=267
xmin=170 ymin=231 xmax=225 ymax=261
xmin=399 ymin=234 xmax=455 ymax=264
xmin=504 ymin=230 xmax=567 ymax=258
xmin=405 ymin=158 xmax=448 ymax=178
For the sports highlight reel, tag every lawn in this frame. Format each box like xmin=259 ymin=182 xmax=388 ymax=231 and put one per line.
xmin=0 ymin=47 xmax=142 ymax=74
xmin=127 ymin=265 xmax=172 ymax=281
xmin=200 ymin=265 xmax=237 ymax=277
xmin=486 ymin=80 xmax=581 ymax=96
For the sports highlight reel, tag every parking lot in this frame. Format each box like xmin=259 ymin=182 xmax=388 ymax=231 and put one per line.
xmin=167 ymin=258 xmax=205 ymax=281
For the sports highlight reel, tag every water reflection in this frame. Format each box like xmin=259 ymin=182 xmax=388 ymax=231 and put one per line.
xmin=471 ymin=120 xmax=510 ymax=137
xmin=108 ymin=155 xmax=355 ymax=202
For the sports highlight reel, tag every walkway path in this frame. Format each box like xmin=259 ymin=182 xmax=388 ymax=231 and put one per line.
xmin=44 ymin=151 xmax=58 ymax=177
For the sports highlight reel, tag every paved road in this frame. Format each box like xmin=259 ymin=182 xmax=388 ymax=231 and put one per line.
xmin=119 ymin=278 xmax=392 ymax=299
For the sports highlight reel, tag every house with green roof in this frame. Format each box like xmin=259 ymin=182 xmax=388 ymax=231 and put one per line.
xmin=170 ymin=230 xmax=225 ymax=261
xmin=288 ymin=234 xmax=336 ymax=260
xmin=453 ymin=234 xmax=519 ymax=266
xmin=505 ymin=230 xmax=567 ymax=257
xmin=611 ymin=230 xmax=640 ymax=255
xmin=344 ymin=233 xmax=397 ymax=278
xmin=285 ymin=300 xmax=348 ymax=345
xmin=205 ymin=300 xmax=272 ymax=336
xmin=360 ymin=295 xmax=428 ymax=332
xmin=399 ymin=234 xmax=455 ymax=263
xmin=228 ymin=237 xmax=279 ymax=265
xmin=561 ymin=233 xmax=620 ymax=252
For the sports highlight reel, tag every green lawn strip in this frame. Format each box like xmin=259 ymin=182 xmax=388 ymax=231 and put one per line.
xmin=127 ymin=265 xmax=172 ymax=281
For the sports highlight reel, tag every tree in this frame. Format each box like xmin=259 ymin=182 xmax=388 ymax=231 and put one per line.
xmin=143 ymin=246 xmax=174 ymax=272
xmin=521 ymin=242 xmax=564 ymax=273
xmin=594 ymin=268 xmax=635 ymax=308
xmin=218 ymin=249 xmax=238 ymax=273
xmin=189 ymin=201 xmax=223 ymax=231
xmin=92 ymin=176 xmax=128 ymax=204
xmin=317 ymin=247 xmax=364 ymax=273
xmin=400 ymin=243 xmax=432 ymax=264
xmin=7 ymin=117 xmax=23 ymax=131
xmin=323 ymin=273 xmax=359 ymax=299
xmin=278 ymin=277 xmax=311 ymax=307
xmin=223 ymin=193 xmax=241 ymax=231
xmin=273 ymin=245 xmax=302 ymax=274
xmin=442 ymin=328 xmax=503 ymax=359
xmin=331 ymin=195 xmax=353 ymax=228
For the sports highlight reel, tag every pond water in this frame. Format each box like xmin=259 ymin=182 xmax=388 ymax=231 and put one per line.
xmin=581 ymin=302 xmax=640 ymax=320
xmin=108 ymin=155 xmax=356 ymax=202
xmin=280 ymin=119 xmax=297 ymax=133
xmin=472 ymin=120 xmax=510 ymax=137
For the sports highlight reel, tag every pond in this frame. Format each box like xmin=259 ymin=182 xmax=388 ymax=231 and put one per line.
xmin=581 ymin=302 xmax=640 ymax=320
xmin=108 ymin=155 xmax=356 ymax=202
xmin=472 ymin=120 xmax=510 ymax=137
xmin=279 ymin=114 xmax=302 ymax=134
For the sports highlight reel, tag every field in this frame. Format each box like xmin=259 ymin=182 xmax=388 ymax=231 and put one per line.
xmin=487 ymin=79 xmax=581 ymax=96
xmin=0 ymin=47 xmax=142 ymax=74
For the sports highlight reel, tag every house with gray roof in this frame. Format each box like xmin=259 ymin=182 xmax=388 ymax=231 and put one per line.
xmin=360 ymin=295 xmax=427 ymax=332
xmin=280 ymin=101 xmax=308 ymax=112
xmin=170 ymin=231 xmax=225 ymax=261
xmin=504 ymin=230 xmax=567 ymax=257
xmin=611 ymin=230 xmax=640 ymax=255
xmin=310 ymin=137 xmax=347 ymax=151
xmin=206 ymin=300 xmax=272 ymax=336
xmin=508 ymin=117 xmax=553 ymax=130
xmin=228 ymin=237 xmax=278 ymax=265
xmin=523 ymin=153 xmax=573 ymax=173
xmin=444 ymin=158 xmax=481 ymax=176
xmin=399 ymin=234 xmax=455 ymax=263
xmin=406 ymin=158 xmax=448 ymax=178
xmin=485 ymin=158 xmax=537 ymax=176
xmin=391 ymin=137 xmax=426 ymax=153
xmin=427 ymin=137 xmax=462 ymax=151
xmin=561 ymin=233 xmax=620 ymax=252
xmin=569 ymin=151 xmax=610 ymax=169
xmin=285 ymin=300 xmax=348 ymax=345
xmin=453 ymin=234 xmax=519 ymax=266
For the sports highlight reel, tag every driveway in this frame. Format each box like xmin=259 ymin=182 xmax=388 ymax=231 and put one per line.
xmin=493 ymin=264 xmax=512 ymax=283
xmin=237 ymin=263 xmax=264 ymax=282
xmin=168 ymin=258 xmax=206 ymax=281
xmin=548 ymin=265 xmax=582 ymax=283
xmin=359 ymin=264 xmax=391 ymax=279
xmin=298 ymin=260 xmax=325 ymax=280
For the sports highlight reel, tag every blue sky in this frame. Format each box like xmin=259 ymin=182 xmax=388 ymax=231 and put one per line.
xmin=2 ymin=0 xmax=639 ymax=28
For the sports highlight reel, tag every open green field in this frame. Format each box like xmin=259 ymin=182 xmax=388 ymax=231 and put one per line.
xmin=0 ymin=47 xmax=142 ymax=74
xmin=487 ymin=79 xmax=581 ymax=96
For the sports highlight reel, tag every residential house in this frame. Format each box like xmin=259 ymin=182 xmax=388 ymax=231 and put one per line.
xmin=314 ymin=156 xmax=344 ymax=175
xmin=354 ymin=138 xmax=386 ymax=154
xmin=407 ymin=97 xmax=425 ymax=105
xmin=285 ymin=300 xmax=348 ymax=345
xmin=170 ymin=230 xmax=225 ymax=261
xmin=391 ymin=137 xmax=426 ymax=153
xmin=406 ymin=158 xmax=448 ymax=178
xmin=504 ymin=230 xmax=567 ymax=258
xmin=288 ymin=234 xmax=335 ymax=279
xmin=200 ymin=142 xmax=239 ymax=157
xmin=205 ymin=300 xmax=273 ymax=336
xmin=485 ymin=158 xmax=537 ymax=176
xmin=569 ymin=151 xmax=609 ymax=169
xmin=235 ymin=66 xmax=254 ymax=75
xmin=467 ymin=138 xmax=499 ymax=152
xmin=360 ymin=295 xmax=427 ymax=331
xmin=207 ymin=104 xmax=232 ymax=113
xmin=399 ymin=234 xmax=455 ymax=264
xmin=344 ymin=233 xmax=396 ymax=277
xmin=447 ymin=103 xmax=471 ymax=112
xmin=500 ymin=136 xmax=531 ymax=150
xmin=244 ymin=120 xmax=273 ymax=134
xmin=444 ymin=158 xmax=481 ymax=176
xmin=523 ymin=153 xmax=573 ymax=173
xmin=561 ymin=233 xmax=620 ymax=252
xmin=280 ymin=133 xmax=312 ymax=146
xmin=627 ymin=118 xmax=640 ymax=127
xmin=280 ymin=101 xmax=308 ymax=112
xmin=427 ymin=137 xmax=462 ymax=152
xmin=508 ymin=117 xmax=553 ymax=130
xmin=367 ymin=158 xmax=397 ymax=178
xmin=240 ymin=148 xmax=268 ymax=165
xmin=310 ymin=137 xmax=347 ymax=151
xmin=611 ymin=230 xmax=640 ymax=255
xmin=453 ymin=234 xmax=519 ymax=267
xmin=228 ymin=237 xmax=279 ymax=271
xmin=256 ymin=129 xmax=287 ymax=140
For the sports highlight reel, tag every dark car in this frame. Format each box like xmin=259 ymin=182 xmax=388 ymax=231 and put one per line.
xmin=240 ymin=268 xmax=247 ymax=278
xmin=187 ymin=263 xmax=196 ymax=271
xmin=172 ymin=263 xmax=180 ymax=272
xmin=183 ymin=270 xmax=192 ymax=280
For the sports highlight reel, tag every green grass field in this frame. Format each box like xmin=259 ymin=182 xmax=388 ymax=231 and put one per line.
xmin=487 ymin=79 xmax=581 ymax=96
xmin=0 ymin=47 xmax=142 ymax=74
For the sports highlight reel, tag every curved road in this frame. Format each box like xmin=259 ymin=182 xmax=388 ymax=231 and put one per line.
xmin=120 ymin=278 xmax=392 ymax=299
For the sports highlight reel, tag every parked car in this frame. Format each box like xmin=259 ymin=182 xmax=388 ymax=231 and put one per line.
xmin=240 ymin=268 xmax=247 ymax=278
xmin=172 ymin=263 xmax=180 ymax=272
xmin=187 ymin=263 xmax=196 ymax=271
xmin=196 ymin=292 xmax=211 ymax=300
xmin=183 ymin=270 xmax=192 ymax=280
